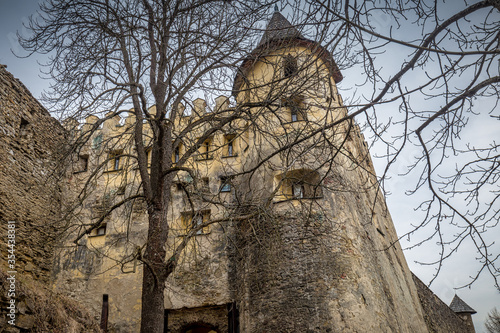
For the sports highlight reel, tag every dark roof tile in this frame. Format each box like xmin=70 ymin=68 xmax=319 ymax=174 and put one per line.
xmin=449 ymin=295 xmax=476 ymax=314
xmin=258 ymin=11 xmax=304 ymax=46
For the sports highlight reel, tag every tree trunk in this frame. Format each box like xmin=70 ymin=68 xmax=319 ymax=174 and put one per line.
xmin=140 ymin=210 xmax=168 ymax=333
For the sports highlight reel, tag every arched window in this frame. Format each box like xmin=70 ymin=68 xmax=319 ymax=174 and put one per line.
xmin=283 ymin=54 xmax=298 ymax=78
xmin=275 ymin=169 xmax=323 ymax=201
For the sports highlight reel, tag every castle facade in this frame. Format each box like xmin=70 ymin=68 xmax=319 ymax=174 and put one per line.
xmin=0 ymin=10 xmax=476 ymax=333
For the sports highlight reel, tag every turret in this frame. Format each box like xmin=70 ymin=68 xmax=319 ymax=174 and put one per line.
xmin=230 ymin=10 xmax=429 ymax=333
xmin=450 ymin=295 xmax=477 ymax=332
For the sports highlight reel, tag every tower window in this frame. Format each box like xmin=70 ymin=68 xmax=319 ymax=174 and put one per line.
xmin=275 ymin=169 xmax=323 ymax=201
xmin=96 ymin=224 xmax=107 ymax=236
xmin=283 ymin=54 xmax=298 ymax=78
xmin=201 ymin=177 xmax=210 ymax=193
xmin=100 ymin=294 xmax=109 ymax=332
xmin=282 ymin=96 xmax=305 ymax=122
xmin=292 ymin=183 xmax=305 ymax=199
xmin=145 ymin=147 xmax=152 ymax=166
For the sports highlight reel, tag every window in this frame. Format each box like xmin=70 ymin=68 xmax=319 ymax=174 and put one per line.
xmin=220 ymin=176 xmax=232 ymax=193
xmin=228 ymin=141 xmax=234 ymax=157
xmin=74 ymin=154 xmax=89 ymax=173
xmin=292 ymin=183 xmax=305 ymax=199
xmin=108 ymin=150 xmax=123 ymax=171
xmin=89 ymin=223 xmax=107 ymax=237
xmin=200 ymin=177 xmax=210 ymax=194
xmin=100 ymin=294 xmax=109 ymax=331
xmin=197 ymin=137 xmax=213 ymax=160
xmin=176 ymin=182 xmax=185 ymax=191
xmin=19 ymin=118 xmax=30 ymax=139
xmin=172 ymin=142 xmax=183 ymax=164
xmin=174 ymin=146 xmax=180 ymax=163
xmin=182 ymin=210 xmax=210 ymax=234
xmin=92 ymin=134 xmax=103 ymax=150
xmin=223 ymin=134 xmax=237 ymax=157
xmin=275 ymin=169 xmax=323 ymax=201
xmin=96 ymin=224 xmax=107 ymax=236
xmin=116 ymin=185 xmax=126 ymax=195
xmin=283 ymin=54 xmax=298 ymax=78
xmin=282 ymin=96 xmax=305 ymax=122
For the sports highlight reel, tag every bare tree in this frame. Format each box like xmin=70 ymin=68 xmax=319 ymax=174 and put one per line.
xmin=19 ymin=0 xmax=499 ymax=332
xmin=304 ymin=0 xmax=500 ymax=288
xmin=486 ymin=308 xmax=500 ymax=333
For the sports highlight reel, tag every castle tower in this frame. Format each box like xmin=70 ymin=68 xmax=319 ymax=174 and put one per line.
xmin=450 ymin=295 xmax=477 ymax=332
xmin=230 ymin=10 xmax=429 ymax=332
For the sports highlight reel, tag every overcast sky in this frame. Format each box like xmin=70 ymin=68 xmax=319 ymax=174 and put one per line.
xmin=0 ymin=1 xmax=498 ymax=332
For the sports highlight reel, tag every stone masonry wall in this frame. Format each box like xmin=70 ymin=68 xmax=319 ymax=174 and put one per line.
xmin=0 ymin=64 xmax=66 ymax=281
xmin=412 ymin=273 xmax=473 ymax=333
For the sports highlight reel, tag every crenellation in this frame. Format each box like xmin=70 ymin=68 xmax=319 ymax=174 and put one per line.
xmin=193 ymin=97 xmax=208 ymax=115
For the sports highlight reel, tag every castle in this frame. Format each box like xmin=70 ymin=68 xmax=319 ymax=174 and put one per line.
xmin=0 ymin=10 xmax=477 ymax=333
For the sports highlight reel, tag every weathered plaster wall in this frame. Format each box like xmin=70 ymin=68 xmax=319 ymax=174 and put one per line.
xmin=412 ymin=273 xmax=474 ymax=333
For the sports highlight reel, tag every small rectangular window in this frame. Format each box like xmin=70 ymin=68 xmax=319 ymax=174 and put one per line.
xmin=197 ymin=137 xmax=213 ymax=160
xmin=224 ymin=134 xmax=237 ymax=157
xmin=116 ymin=185 xmax=126 ymax=195
xmin=172 ymin=142 xmax=183 ymax=164
xmin=108 ymin=150 xmax=123 ymax=171
xmin=201 ymin=177 xmax=210 ymax=193
xmin=90 ymin=223 xmax=107 ymax=237
xmin=100 ymin=294 xmax=109 ymax=332
xmin=174 ymin=146 xmax=180 ymax=163
xmin=182 ymin=210 xmax=210 ymax=234
xmin=283 ymin=54 xmax=298 ymax=78
xmin=292 ymin=183 xmax=304 ymax=199
xmin=145 ymin=147 xmax=152 ymax=166
xmin=220 ymin=177 xmax=232 ymax=193
xmin=74 ymin=154 xmax=89 ymax=173
xmin=97 ymin=225 xmax=107 ymax=236
xmin=282 ymin=96 xmax=305 ymax=122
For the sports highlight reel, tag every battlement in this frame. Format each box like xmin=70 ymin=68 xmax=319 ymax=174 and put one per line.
xmin=63 ymin=95 xmax=231 ymax=136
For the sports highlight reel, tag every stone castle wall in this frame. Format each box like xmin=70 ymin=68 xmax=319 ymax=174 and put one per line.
xmin=0 ymin=65 xmax=101 ymax=332
xmin=0 ymin=64 xmax=66 ymax=281
xmin=412 ymin=274 xmax=474 ymax=333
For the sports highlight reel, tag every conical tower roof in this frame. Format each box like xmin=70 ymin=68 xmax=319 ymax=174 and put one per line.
xmin=449 ymin=295 xmax=476 ymax=314
xmin=258 ymin=10 xmax=304 ymax=46
xmin=232 ymin=8 xmax=343 ymax=96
